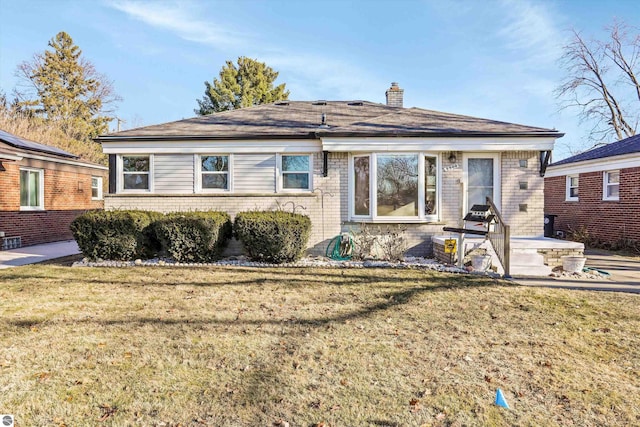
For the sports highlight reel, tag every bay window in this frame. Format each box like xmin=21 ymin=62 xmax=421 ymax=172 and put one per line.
xmin=350 ymin=153 xmax=439 ymax=221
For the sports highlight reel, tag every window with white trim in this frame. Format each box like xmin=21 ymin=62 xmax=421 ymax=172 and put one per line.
xmin=603 ymin=170 xmax=619 ymax=200
xmin=20 ymin=168 xmax=44 ymax=210
xmin=350 ymin=153 xmax=439 ymax=221
xmin=280 ymin=154 xmax=312 ymax=190
xmin=122 ymin=155 xmax=151 ymax=191
xmin=566 ymin=175 xmax=579 ymax=201
xmin=91 ymin=176 xmax=103 ymax=200
xmin=200 ymin=155 xmax=230 ymax=191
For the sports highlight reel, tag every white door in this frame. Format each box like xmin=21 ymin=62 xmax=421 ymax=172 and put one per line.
xmin=463 ymin=153 xmax=501 ymax=213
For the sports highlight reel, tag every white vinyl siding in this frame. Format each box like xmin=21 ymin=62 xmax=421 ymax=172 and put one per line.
xmin=154 ymin=154 xmax=194 ymax=193
xmin=234 ymin=154 xmax=276 ymax=193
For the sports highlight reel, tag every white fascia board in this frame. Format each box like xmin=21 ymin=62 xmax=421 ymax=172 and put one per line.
xmin=320 ymin=136 xmax=556 ymax=152
xmin=545 ymin=153 xmax=640 ymax=178
xmin=20 ymin=153 xmax=108 ymax=170
xmin=0 ymin=151 xmax=23 ymax=161
xmin=101 ymin=139 xmax=322 ymax=154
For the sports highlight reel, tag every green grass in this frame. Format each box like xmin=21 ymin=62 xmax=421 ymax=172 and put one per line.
xmin=0 ymin=265 xmax=638 ymax=426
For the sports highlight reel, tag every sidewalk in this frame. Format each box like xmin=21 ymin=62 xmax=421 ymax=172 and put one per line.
xmin=511 ymin=249 xmax=640 ymax=294
xmin=0 ymin=240 xmax=80 ymax=269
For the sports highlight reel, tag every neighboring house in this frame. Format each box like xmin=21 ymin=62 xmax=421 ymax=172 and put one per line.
xmin=97 ymin=83 xmax=575 ymax=273
xmin=0 ymin=129 xmax=108 ymax=249
xmin=545 ymin=134 xmax=640 ymax=248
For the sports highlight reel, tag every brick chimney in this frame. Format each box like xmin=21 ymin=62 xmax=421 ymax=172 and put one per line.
xmin=385 ymin=82 xmax=404 ymax=108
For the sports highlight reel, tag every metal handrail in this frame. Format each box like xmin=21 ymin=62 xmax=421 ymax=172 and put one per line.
xmin=486 ymin=196 xmax=510 ymax=277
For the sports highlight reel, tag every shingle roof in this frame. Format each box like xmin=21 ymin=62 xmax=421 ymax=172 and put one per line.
xmin=551 ymin=133 xmax=640 ymax=166
xmin=0 ymin=129 xmax=78 ymax=159
xmin=98 ymin=101 xmax=561 ymax=140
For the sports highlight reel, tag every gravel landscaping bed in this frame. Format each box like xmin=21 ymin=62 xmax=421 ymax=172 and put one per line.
xmin=72 ymin=255 xmax=476 ymax=273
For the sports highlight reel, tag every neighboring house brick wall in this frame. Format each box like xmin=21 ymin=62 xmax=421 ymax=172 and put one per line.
xmin=0 ymin=159 xmax=106 ymax=247
xmin=544 ymin=167 xmax=640 ymax=245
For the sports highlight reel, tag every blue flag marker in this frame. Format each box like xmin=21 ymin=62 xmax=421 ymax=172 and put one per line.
xmin=495 ymin=388 xmax=510 ymax=409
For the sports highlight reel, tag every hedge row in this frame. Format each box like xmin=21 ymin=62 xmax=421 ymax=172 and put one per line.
xmin=71 ymin=210 xmax=311 ymax=263
xmin=234 ymin=211 xmax=312 ymax=263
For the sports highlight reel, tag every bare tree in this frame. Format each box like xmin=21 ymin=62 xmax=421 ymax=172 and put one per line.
xmin=557 ymin=21 xmax=640 ymax=143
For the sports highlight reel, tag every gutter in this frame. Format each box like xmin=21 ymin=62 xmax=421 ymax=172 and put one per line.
xmin=96 ymin=131 xmax=564 ymax=142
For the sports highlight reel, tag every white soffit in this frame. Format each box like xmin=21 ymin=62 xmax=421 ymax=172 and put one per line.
xmin=320 ymin=137 xmax=556 ymax=152
xmin=101 ymin=139 xmax=322 ymax=154
xmin=545 ymin=153 xmax=640 ymax=177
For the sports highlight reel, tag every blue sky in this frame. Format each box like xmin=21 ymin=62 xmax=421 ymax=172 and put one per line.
xmin=1 ymin=0 xmax=639 ymax=160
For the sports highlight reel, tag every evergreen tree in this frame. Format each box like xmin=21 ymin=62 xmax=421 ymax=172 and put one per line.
xmin=15 ymin=31 xmax=120 ymax=139
xmin=196 ymin=56 xmax=289 ymax=115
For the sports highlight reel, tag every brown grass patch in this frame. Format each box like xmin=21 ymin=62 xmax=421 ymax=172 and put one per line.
xmin=0 ymin=266 xmax=638 ymax=426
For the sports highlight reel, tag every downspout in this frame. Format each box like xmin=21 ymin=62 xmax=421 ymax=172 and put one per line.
xmin=539 ymin=151 xmax=552 ymax=177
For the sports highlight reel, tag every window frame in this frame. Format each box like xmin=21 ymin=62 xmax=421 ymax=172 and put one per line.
xmin=348 ymin=152 xmax=440 ymax=222
xmin=196 ymin=154 xmax=233 ymax=193
xmin=277 ymin=153 xmax=313 ymax=192
xmin=91 ymin=176 xmax=103 ymax=200
xmin=19 ymin=167 xmax=44 ymax=211
xmin=603 ymin=170 xmax=620 ymax=201
xmin=118 ymin=154 xmax=153 ymax=193
xmin=566 ymin=174 xmax=579 ymax=201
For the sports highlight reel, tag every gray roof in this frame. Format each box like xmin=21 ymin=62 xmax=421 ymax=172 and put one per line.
xmin=0 ymin=129 xmax=78 ymax=159
xmin=98 ymin=101 xmax=562 ymax=141
xmin=551 ymin=133 xmax=640 ymax=166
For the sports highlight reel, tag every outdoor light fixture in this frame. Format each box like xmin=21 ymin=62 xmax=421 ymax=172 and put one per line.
xmin=448 ymin=152 xmax=457 ymax=164
xmin=78 ymin=181 xmax=83 ymax=192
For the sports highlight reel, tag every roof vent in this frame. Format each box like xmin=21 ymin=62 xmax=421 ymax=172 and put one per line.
xmin=313 ymin=101 xmax=327 ymax=105
xmin=347 ymin=101 xmax=364 ymax=106
xmin=275 ymin=101 xmax=290 ymax=106
xmin=319 ymin=113 xmax=329 ymax=128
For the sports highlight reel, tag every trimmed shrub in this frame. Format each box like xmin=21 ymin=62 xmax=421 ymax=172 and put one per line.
xmin=151 ymin=211 xmax=232 ymax=262
xmin=70 ymin=210 xmax=162 ymax=260
xmin=234 ymin=211 xmax=312 ymax=263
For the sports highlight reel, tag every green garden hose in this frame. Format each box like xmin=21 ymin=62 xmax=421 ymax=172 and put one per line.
xmin=326 ymin=233 xmax=354 ymax=260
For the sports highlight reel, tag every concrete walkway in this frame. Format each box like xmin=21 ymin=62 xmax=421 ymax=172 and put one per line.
xmin=512 ymin=249 xmax=640 ymax=294
xmin=0 ymin=240 xmax=80 ymax=269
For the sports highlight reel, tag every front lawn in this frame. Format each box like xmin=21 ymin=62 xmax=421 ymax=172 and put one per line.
xmin=0 ymin=265 xmax=638 ymax=426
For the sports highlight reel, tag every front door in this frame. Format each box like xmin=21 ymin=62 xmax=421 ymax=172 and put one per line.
xmin=464 ymin=153 xmax=500 ymax=212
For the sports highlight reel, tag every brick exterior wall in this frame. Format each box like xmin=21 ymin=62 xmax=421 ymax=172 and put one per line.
xmin=106 ymin=151 xmax=547 ymax=257
xmin=501 ymin=151 xmax=544 ymax=236
xmin=0 ymin=158 xmax=106 ymax=247
xmin=545 ymin=166 xmax=640 ymax=246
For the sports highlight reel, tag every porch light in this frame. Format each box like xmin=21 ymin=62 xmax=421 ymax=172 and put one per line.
xmin=448 ymin=152 xmax=457 ymax=164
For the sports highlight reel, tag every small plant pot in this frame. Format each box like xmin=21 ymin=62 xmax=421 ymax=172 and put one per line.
xmin=561 ymin=256 xmax=586 ymax=273
xmin=471 ymin=254 xmax=492 ymax=271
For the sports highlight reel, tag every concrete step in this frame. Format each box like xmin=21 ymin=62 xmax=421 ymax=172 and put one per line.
xmin=510 ymin=249 xmax=552 ymax=277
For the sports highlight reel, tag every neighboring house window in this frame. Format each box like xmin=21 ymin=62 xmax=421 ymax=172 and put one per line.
xmin=279 ymin=154 xmax=312 ymax=190
xmin=122 ymin=155 xmax=151 ymax=191
xmin=200 ymin=155 xmax=230 ymax=191
xmin=20 ymin=168 xmax=44 ymax=210
xmin=603 ymin=170 xmax=620 ymax=201
xmin=566 ymin=175 xmax=579 ymax=201
xmin=350 ymin=153 xmax=439 ymax=220
xmin=91 ymin=176 xmax=103 ymax=200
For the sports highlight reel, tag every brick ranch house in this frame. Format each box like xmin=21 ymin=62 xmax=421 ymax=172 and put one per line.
xmin=97 ymin=83 xmax=579 ymax=275
xmin=0 ymin=129 xmax=108 ymax=249
xmin=545 ymin=133 xmax=640 ymax=249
